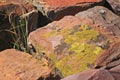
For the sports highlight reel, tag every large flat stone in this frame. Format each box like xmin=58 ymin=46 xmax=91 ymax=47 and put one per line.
xmin=28 ymin=6 xmax=120 ymax=76
xmin=33 ymin=0 xmax=104 ymax=20
xmin=0 ymin=49 xmax=53 ymax=80
xmin=75 ymin=6 xmax=120 ymax=68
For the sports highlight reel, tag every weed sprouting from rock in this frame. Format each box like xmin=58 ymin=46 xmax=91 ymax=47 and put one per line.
xmin=8 ymin=12 xmax=29 ymax=52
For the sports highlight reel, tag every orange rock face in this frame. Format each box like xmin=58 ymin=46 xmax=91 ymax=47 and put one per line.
xmin=0 ymin=49 xmax=53 ymax=80
xmin=33 ymin=0 xmax=104 ymax=20
xmin=42 ymin=0 xmax=100 ymax=7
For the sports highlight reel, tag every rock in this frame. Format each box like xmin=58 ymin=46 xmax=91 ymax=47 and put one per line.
xmin=75 ymin=5 xmax=120 ymax=38
xmin=0 ymin=49 xmax=55 ymax=80
xmin=109 ymin=65 xmax=120 ymax=80
xmin=28 ymin=15 xmax=105 ymax=76
xmin=33 ymin=0 xmax=104 ymax=20
xmin=110 ymin=64 xmax=120 ymax=72
xmin=75 ymin=6 xmax=120 ymax=68
xmin=61 ymin=69 xmax=115 ymax=80
xmin=0 ymin=0 xmax=27 ymax=4
xmin=106 ymin=0 xmax=120 ymax=16
xmin=28 ymin=6 xmax=120 ymax=76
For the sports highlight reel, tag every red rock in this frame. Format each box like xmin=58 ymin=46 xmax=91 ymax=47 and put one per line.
xmin=106 ymin=0 xmax=120 ymax=16
xmin=75 ymin=6 xmax=120 ymax=68
xmin=110 ymin=65 xmax=120 ymax=72
xmin=33 ymin=0 xmax=104 ymax=20
xmin=94 ymin=42 xmax=120 ymax=68
xmin=0 ymin=0 xmax=27 ymax=4
xmin=0 ymin=49 xmax=54 ymax=80
xmin=61 ymin=69 xmax=115 ymax=80
xmin=40 ymin=0 xmax=101 ymax=7
xmin=28 ymin=6 xmax=120 ymax=76
xmin=110 ymin=65 xmax=120 ymax=80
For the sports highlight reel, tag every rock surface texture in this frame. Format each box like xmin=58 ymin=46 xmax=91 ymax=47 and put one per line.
xmin=62 ymin=64 xmax=120 ymax=80
xmin=0 ymin=49 xmax=54 ymax=80
xmin=0 ymin=0 xmax=120 ymax=80
xmin=28 ymin=6 xmax=120 ymax=77
xmin=33 ymin=0 xmax=104 ymax=20
xmin=61 ymin=69 xmax=115 ymax=80
xmin=106 ymin=0 xmax=120 ymax=16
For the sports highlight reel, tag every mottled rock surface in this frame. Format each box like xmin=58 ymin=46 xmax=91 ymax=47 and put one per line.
xmin=0 ymin=49 xmax=54 ymax=80
xmin=28 ymin=6 xmax=120 ymax=77
xmin=62 ymin=64 xmax=120 ymax=80
xmin=75 ymin=6 xmax=120 ymax=68
xmin=33 ymin=0 xmax=104 ymax=20
xmin=61 ymin=69 xmax=114 ymax=80
xmin=106 ymin=0 xmax=120 ymax=16
xmin=109 ymin=65 xmax=120 ymax=80
xmin=0 ymin=0 xmax=120 ymax=80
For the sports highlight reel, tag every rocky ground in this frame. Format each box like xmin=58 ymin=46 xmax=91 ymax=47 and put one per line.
xmin=0 ymin=0 xmax=120 ymax=80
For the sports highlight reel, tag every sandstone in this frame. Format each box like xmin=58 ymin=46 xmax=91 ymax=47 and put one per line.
xmin=61 ymin=69 xmax=115 ymax=80
xmin=75 ymin=6 xmax=120 ymax=68
xmin=28 ymin=6 xmax=120 ymax=76
xmin=0 ymin=0 xmax=27 ymax=4
xmin=33 ymin=0 xmax=104 ymax=20
xmin=106 ymin=0 xmax=120 ymax=16
xmin=109 ymin=65 xmax=120 ymax=80
xmin=0 ymin=49 xmax=54 ymax=80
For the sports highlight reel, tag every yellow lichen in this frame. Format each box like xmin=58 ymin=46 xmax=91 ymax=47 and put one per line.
xmin=55 ymin=25 xmax=103 ymax=76
xmin=37 ymin=25 xmax=104 ymax=77
xmin=45 ymin=30 xmax=57 ymax=38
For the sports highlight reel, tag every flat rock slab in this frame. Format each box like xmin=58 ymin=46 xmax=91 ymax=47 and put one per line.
xmin=61 ymin=69 xmax=115 ymax=80
xmin=75 ymin=6 xmax=120 ymax=68
xmin=0 ymin=49 xmax=53 ymax=80
xmin=33 ymin=0 xmax=104 ymax=20
xmin=0 ymin=0 xmax=27 ymax=4
xmin=28 ymin=6 xmax=120 ymax=76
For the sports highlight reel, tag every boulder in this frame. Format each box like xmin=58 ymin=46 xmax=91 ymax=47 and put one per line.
xmin=61 ymin=69 xmax=115 ymax=80
xmin=33 ymin=0 xmax=104 ymax=20
xmin=28 ymin=6 xmax=120 ymax=76
xmin=0 ymin=49 xmax=55 ymax=80
xmin=106 ymin=0 xmax=120 ymax=16
xmin=75 ymin=6 xmax=120 ymax=68
xmin=28 ymin=15 xmax=105 ymax=77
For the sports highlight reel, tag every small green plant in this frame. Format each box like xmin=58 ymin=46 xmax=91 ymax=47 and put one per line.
xmin=7 ymin=11 xmax=29 ymax=52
